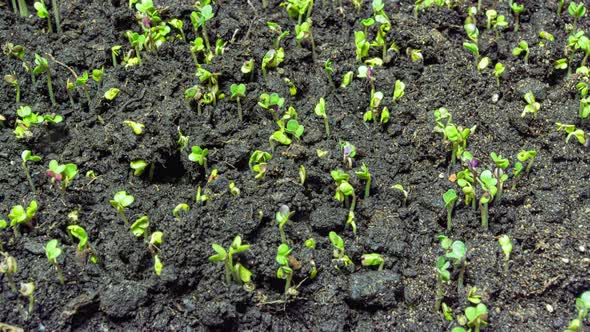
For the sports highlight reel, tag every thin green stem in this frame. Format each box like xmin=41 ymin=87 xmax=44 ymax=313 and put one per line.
xmin=446 ymin=205 xmax=453 ymax=231
xmin=202 ymin=24 xmax=211 ymax=52
xmin=118 ymin=209 xmax=129 ymax=225
xmin=28 ymin=295 xmax=34 ymax=313
xmin=237 ymin=97 xmax=243 ymax=122
xmin=481 ymin=201 xmax=488 ymax=230
xmin=15 ymin=81 xmax=21 ymax=103
xmin=434 ymin=279 xmax=443 ymax=312
xmin=12 ymin=0 xmax=17 ymax=14
xmin=84 ymin=87 xmax=91 ymax=106
xmin=46 ymin=15 xmax=54 ymax=34
xmin=279 ymin=225 xmax=286 ymax=244
xmin=52 ymin=0 xmax=62 ymax=34
xmin=17 ymin=0 xmax=29 ymax=17
xmin=22 ymin=162 xmax=36 ymax=195
xmin=47 ymin=72 xmax=57 ymax=106
xmin=224 ymin=257 xmax=232 ymax=285
xmin=323 ymin=116 xmax=330 ymax=138
xmin=52 ymin=262 xmax=64 ymax=285
xmin=112 ymin=52 xmax=118 ymax=68
xmin=514 ymin=15 xmax=520 ymax=33
xmin=364 ymin=176 xmax=371 ymax=200
xmin=284 ymin=273 xmax=292 ymax=300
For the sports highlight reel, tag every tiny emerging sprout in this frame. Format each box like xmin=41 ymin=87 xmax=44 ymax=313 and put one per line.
xmin=340 ymin=141 xmax=356 ymax=168
xmin=249 ymin=150 xmax=272 ymax=179
xmin=498 ymin=234 xmax=512 ymax=275
xmin=517 ymin=149 xmax=537 ymax=175
xmin=267 ymin=22 xmax=290 ymax=49
xmin=391 ymin=184 xmax=409 ymax=206
xmin=478 ymin=170 xmax=497 ymax=230
xmin=511 ymin=2 xmax=524 ymax=33
xmin=173 ymin=203 xmax=189 ymax=222
xmin=568 ymin=2 xmax=587 ymax=32
xmin=261 ymin=48 xmax=285 ymax=81
xmin=209 ymin=235 xmax=252 ymax=287
xmin=110 ymin=191 xmax=134 ymax=225
xmin=68 ymin=225 xmax=97 ymax=262
xmin=331 ymin=169 xmax=357 ymax=235
xmin=33 ymin=54 xmax=57 ymax=106
xmin=130 ymin=215 xmax=150 ymax=238
xmin=512 ymin=41 xmax=529 ymax=65
xmin=148 ymin=231 xmax=163 ymax=255
xmin=188 ymin=145 xmax=209 ymax=175
xmin=229 ymin=182 xmax=240 ymax=197
xmin=22 ymin=150 xmax=42 ymax=194
xmin=34 ymin=1 xmax=53 ymax=33
xmin=485 ymin=9 xmax=497 ymax=30
xmin=442 ymin=189 xmax=458 ymax=231
xmin=276 ymin=205 xmax=294 ymax=244
xmin=341 ymin=71 xmax=354 ymax=88
xmin=361 ymin=253 xmax=384 ymax=271
xmin=314 ymin=97 xmax=330 ymax=138
xmin=45 ymin=239 xmax=64 ymax=285
xmin=355 ymin=163 xmax=372 ymax=200
xmin=490 ymin=152 xmax=509 ymax=204
xmin=241 ymin=59 xmax=255 ymax=81
xmin=434 ymin=256 xmax=450 ymax=312
xmin=130 ymin=159 xmax=148 ymax=176
xmin=556 ymin=123 xmax=587 ymax=145
xmin=177 ymin=127 xmax=190 ymax=152
xmin=92 ymin=67 xmax=104 ymax=84
xmin=393 ymin=80 xmax=405 ymax=103
xmin=230 ymin=83 xmax=246 ymax=122
xmin=407 ymin=48 xmax=423 ymax=62
xmin=168 ymin=18 xmax=186 ymax=41
xmin=47 ymin=160 xmax=78 ymax=192
xmin=478 ymin=57 xmax=490 ymax=71
xmin=465 ymin=303 xmax=489 ymax=332
xmin=304 ymin=238 xmax=316 ymax=250
xmin=521 ymin=91 xmax=540 ymax=118
xmin=0 ymin=252 xmax=18 ymax=292
xmin=4 ymin=74 xmax=20 ymax=103
xmin=111 ymin=45 xmax=122 ymax=67
xmin=494 ymin=62 xmax=505 ymax=87
xmin=104 ymin=88 xmax=121 ymax=101
xmin=324 ymin=59 xmax=334 ymax=88
xmin=299 ymin=164 xmax=306 ymax=185
xmin=283 ymin=77 xmax=297 ymax=96
xmin=329 ymin=231 xmax=354 ymax=268
xmin=258 ymin=92 xmax=285 ymax=122
xmin=20 ymin=281 xmax=35 ymax=314
xmin=123 ymin=120 xmax=144 ymax=135
xmin=8 ymin=200 xmax=37 ymax=235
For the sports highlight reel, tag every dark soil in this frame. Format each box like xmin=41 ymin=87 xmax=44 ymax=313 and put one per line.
xmin=1 ymin=0 xmax=589 ymax=331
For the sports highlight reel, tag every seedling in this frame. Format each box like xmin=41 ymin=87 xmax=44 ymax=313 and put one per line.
xmin=275 ymin=243 xmax=297 ymax=300
xmin=190 ymin=4 xmax=214 ymax=51
xmin=4 ymin=74 xmax=20 ymax=103
xmin=21 ymin=150 xmax=42 ymax=194
xmin=241 ymin=59 xmax=254 ymax=81
xmin=123 ymin=120 xmax=144 ymax=135
xmin=131 ymin=216 xmax=150 ymax=238
xmin=249 ymin=150 xmax=272 ymax=179
xmin=173 ymin=203 xmax=189 ymax=222
xmin=110 ymin=191 xmax=134 ymax=225
xmin=68 ymin=225 xmax=97 ymax=263
xmin=229 ymin=182 xmax=240 ymax=196
xmin=34 ymin=1 xmax=53 ymax=33
xmin=258 ymin=92 xmax=284 ymax=121
xmin=209 ymin=235 xmax=252 ymax=286
xmin=148 ymin=231 xmax=163 ymax=256
xmin=295 ymin=19 xmax=316 ymax=58
xmin=556 ymin=123 xmax=587 ymax=145
xmin=511 ymin=3 xmax=524 ymax=32
xmin=361 ymin=253 xmax=384 ymax=271
xmin=355 ymin=163 xmax=372 ymax=199
xmin=267 ymin=22 xmax=290 ymax=49
xmin=512 ymin=41 xmax=529 ymax=64
xmin=33 ymin=54 xmax=57 ymax=106
xmin=517 ymin=149 xmax=536 ymax=174
xmin=75 ymin=71 xmax=92 ymax=105
xmin=341 ymin=71 xmax=354 ymax=88
xmin=111 ymin=45 xmax=122 ymax=67
xmin=433 ymin=108 xmax=473 ymax=165
xmin=568 ymin=2 xmax=586 ymax=32
xmin=47 ymin=160 xmax=78 ymax=191
xmin=168 ymin=18 xmax=186 ymax=41
xmin=329 ymin=231 xmax=353 ymax=267
xmin=478 ymin=170 xmax=497 ymax=230
xmin=392 ymin=184 xmax=409 ymax=206
xmin=490 ymin=152 xmax=509 ymax=203
xmin=8 ymin=200 xmax=37 ymax=235
xmin=188 ymin=145 xmax=209 ymax=175
xmin=340 ymin=141 xmax=356 ymax=168
xmin=434 ymin=256 xmax=450 ymax=312
xmin=438 ymin=235 xmax=467 ymax=292
xmin=466 ymin=303 xmax=489 ymax=332
xmin=442 ymin=189 xmax=458 ymax=231
xmin=20 ymin=281 xmax=35 ymax=314
xmin=498 ymin=234 xmax=512 ymax=275
xmin=0 ymin=252 xmax=17 ymax=292
xmin=104 ymin=88 xmax=121 ymax=100
xmin=355 ymin=31 xmax=370 ymax=63
xmin=566 ymin=291 xmax=590 ymax=331
xmin=261 ymin=48 xmax=285 ymax=81
xmin=314 ymin=97 xmax=330 ymax=138
xmin=14 ymin=105 xmax=63 ymax=139
xmin=46 ymin=239 xmax=64 ymax=284
xmin=393 ymin=80 xmax=405 ymax=103
xmin=494 ymin=62 xmax=505 ymax=87
xmin=230 ymin=83 xmax=246 ymax=122
xmin=275 ymin=205 xmax=294 ymax=244
xmin=463 ymin=42 xmax=480 ymax=67
xmin=331 ymin=169 xmax=357 ymax=234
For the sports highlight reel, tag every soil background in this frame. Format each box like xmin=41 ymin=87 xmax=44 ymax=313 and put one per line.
xmin=0 ymin=0 xmax=589 ymax=331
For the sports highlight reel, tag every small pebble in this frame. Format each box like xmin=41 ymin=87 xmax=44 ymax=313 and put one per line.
xmin=561 ymin=258 xmax=569 ymax=263
xmin=491 ymin=94 xmax=499 ymax=103
xmin=546 ymin=304 xmax=554 ymax=313
xmin=579 ymin=245 xmax=585 ymax=252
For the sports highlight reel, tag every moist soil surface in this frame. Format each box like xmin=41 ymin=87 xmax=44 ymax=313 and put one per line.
xmin=1 ymin=0 xmax=589 ymax=331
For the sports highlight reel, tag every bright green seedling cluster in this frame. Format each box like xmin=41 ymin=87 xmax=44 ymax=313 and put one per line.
xmin=498 ymin=234 xmax=512 ymax=275
xmin=521 ymin=91 xmax=540 ymax=118
xmin=45 ymin=239 xmax=64 ymax=285
xmin=329 ymin=231 xmax=353 ymax=268
xmin=110 ymin=191 xmax=134 ymax=225
xmin=13 ymin=105 xmax=63 ymax=139
xmin=8 ymin=200 xmax=37 ymax=235
xmin=209 ymin=235 xmax=252 ymax=287
xmin=438 ymin=235 xmax=467 ymax=294
xmin=188 ymin=145 xmax=209 ymax=175
xmin=249 ymin=150 xmax=272 ymax=179
xmin=433 ymin=108 xmax=474 ymax=165
xmin=258 ymin=92 xmax=284 ymax=122
xmin=477 ymin=170 xmax=497 ymax=230
xmin=556 ymin=123 xmax=587 ymax=145
xmin=276 ymin=205 xmax=294 ymax=244
xmin=47 ymin=160 xmax=78 ymax=191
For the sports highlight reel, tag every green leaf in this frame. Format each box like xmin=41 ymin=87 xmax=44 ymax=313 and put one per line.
xmin=67 ymin=225 xmax=88 ymax=251
xmin=130 ymin=159 xmax=149 ymax=176
xmin=104 ymin=88 xmax=121 ymax=100
xmin=154 ymin=255 xmax=163 ymax=275
xmin=443 ymin=189 xmax=458 ymax=206
xmin=150 ymin=231 xmax=163 ymax=246
xmin=130 ymin=216 xmax=150 ymax=237
xmin=329 ymin=231 xmax=344 ymax=250
xmin=45 ymin=239 xmax=62 ymax=261
xmin=498 ymin=235 xmax=512 ymax=256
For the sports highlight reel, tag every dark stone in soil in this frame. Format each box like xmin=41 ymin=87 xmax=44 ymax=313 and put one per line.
xmin=99 ymin=280 xmax=148 ymax=318
xmin=347 ymin=270 xmax=403 ymax=308
xmin=310 ymin=204 xmax=348 ymax=233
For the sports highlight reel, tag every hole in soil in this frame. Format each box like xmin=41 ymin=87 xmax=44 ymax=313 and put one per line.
xmin=152 ymin=153 xmax=186 ymax=184
xmin=235 ymin=302 xmax=248 ymax=314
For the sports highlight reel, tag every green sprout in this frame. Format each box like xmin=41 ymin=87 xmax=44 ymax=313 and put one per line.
xmin=33 ymin=54 xmax=57 ymax=106
xmin=324 ymin=59 xmax=335 ymax=88
xmin=361 ymin=253 xmax=384 ymax=271
xmin=267 ymin=22 xmax=290 ymax=49
xmin=45 ymin=239 xmax=64 ymax=285
xmin=168 ymin=18 xmax=186 ymax=41
xmin=341 ymin=71 xmax=354 ymax=88
xmin=463 ymin=42 xmax=480 ymax=67
xmin=433 ymin=108 xmax=473 ymax=165
xmin=249 ymin=150 xmax=272 ymax=179
xmin=130 ymin=159 xmax=148 ymax=176
xmin=8 ymin=200 xmax=38 ymax=235
xmin=34 ymin=1 xmax=53 ymax=33
xmin=21 ymin=150 xmax=42 ymax=194
xmin=355 ymin=31 xmax=370 ymax=63
xmin=0 ymin=252 xmax=18 ymax=292
xmin=276 ymin=205 xmax=294 ymax=244
xmin=314 ymin=97 xmax=330 ymax=138
xmin=209 ymin=235 xmax=252 ymax=286
xmin=76 ymin=71 xmax=92 ymax=106
xmin=329 ymin=231 xmax=354 ymax=267
xmin=110 ymin=191 xmax=134 ymax=225
xmin=517 ymin=149 xmax=536 ymax=175
xmin=498 ymin=234 xmax=512 ymax=275
xmin=190 ymin=4 xmax=214 ymax=52
xmin=490 ymin=152 xmax=509 ymax=204
xmin=20 ymin=281 xmax=35 ymax=314
xmin=230 ymin=83 xmax=246 ymax=122
xmin=494 ymin=62 xmax=505 ymax=87
xmin=276 ymin=243 xmax=296 ymax=300
xmin=520 ymin=91 xmax=540 ymax=119
xmin=111 ymin=45 xmax=122 ymax=67
xmin=188 ymin=145 xmax=209 ymax=175
xmin=340 ymin=141 xmax=357 ymax=168
xmin=392 ymin=184 xmax=409 ymax=207
xmin=465 ymin=303 xmax=489 ymax=332
xmin=261 ymin=48 xmax=285 ymax=81
xmin=173 ymin=203 xmax=189 ymax=222
xmin=4 ymin=74 xmax=20 ymax=103
xmin=123 ymin=120 xmax=144 ymax=135
xmin=485 ymin=9 xmax=497 ymax=30
xmin=68 ymin=225 xmax=97 ymax=263
xmin=438 ymin=235 xmax=467 ymax=291
xmin=442 ymin=189 xmax=458 ymax=231
xmin=229 ymin=182 xmax=240 ymax=196
xmin=241 ymin=59 xmax=254 ymax=81
xmin=331 ymin=169 xmax=357 ymax=235
xmin=47 ymin=160 xmax=78 ymax=191
xmin=511 ymin=3 xmax=524 ymax=33
xmin=258 ymin=92 xmax=284 ymax=121
xmin=558 ymin=0 xmax=565 ymax=16
xmin=150 ymin=231 xmax=164 ymax=275
xmin=130 ymin=215 xmax=150 ymax=238
xmin=568 ymin=2 xmax=586 ymax=32
xmin=104 ymin=88 xmax=121 ymax=101
xmin=512 ymin=41 xmax=529 ymax=64
xmin=434 ymin=256 xmax=450 ymax=312
xmin=556 ymin=123 xmax=587 ymax=145
xmin=393 ymin=80 xmax=405 ymax=103
xmin=355 ymin=163 xmax=372 ymax=200
xmin=13 ymin=105 xmax=63 ymax=139
xmin=478 ymin=170 xmax=497 ymax=230
xmin=295 ymin=19 xmax=316 ymax=58
xmin=92 ymin=67 xmax=104 ymax=84
xmin=566 ymin=291 xmax=590 ymax=331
